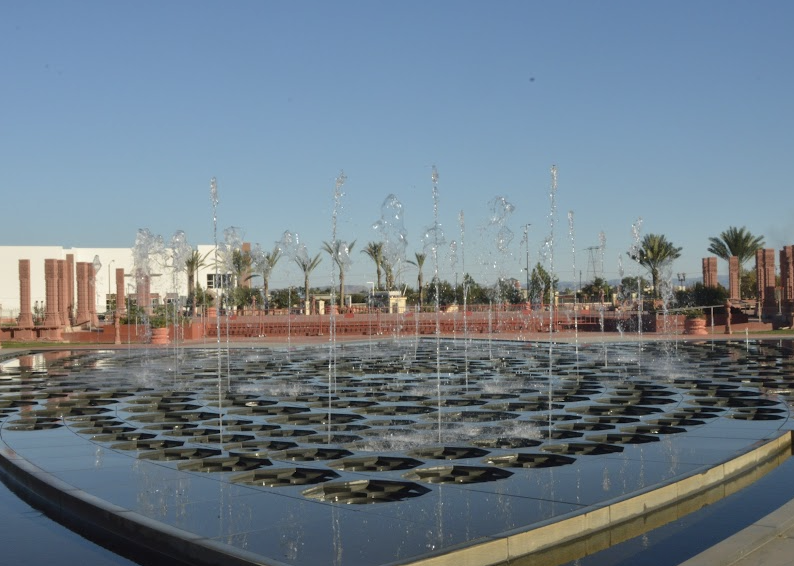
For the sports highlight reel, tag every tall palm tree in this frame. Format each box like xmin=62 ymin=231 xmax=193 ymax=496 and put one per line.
xmin=322 ymin=240 xmax=356 ymax=312
xmin=627 ymin=233 xmax=682 ymax=297
xmin=185 ymin=249 xmax=210 ymax=316
xmin=361 ymin=242 xmax=384 ymax=290
xmin=255 ymin=245 xmax=281 ymax=313
xmin=231 ymin=248 xmax=253 ymax=289
xmin=707 ymin=226 xmax=764 ymax=298
xmin=295 ymin=253 xmax=322 ymax=314
xmin=407 ymin=252 xmax=427 ymax=309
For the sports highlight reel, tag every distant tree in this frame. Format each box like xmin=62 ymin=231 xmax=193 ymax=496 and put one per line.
xmin=675 ymin=282 xmax=729 ymax=308
xmin=322 ymin=240 xmax=356 ymax=311
xmin=627 ymin=233 xmax=682 ymax=297
xmin=251 ymin=244 xmax=281 ymax=312
xmin=294 ymin=253 xmax=322 ymax=314
xmin=185 ymin=249 xmax=211 ymax=316
xmin=425 ymin=277 xmax=457 ymax=307
xmin=407 ymin=252 xmax=427 ymax=309
xmin=462 ymin=274 xmax=487 ymax=305
xmin=492 ymin=279 xmax=523 ymax=304
xmin=707 ymin=226 xmax=764 ymax=299
xmin=361 ymin=242 xmax=384 ymax=290
xmin=528 ymin=263 xmax=558 ymax=305
xmin=269 ymin=288 xmax=298 ymax=310
xmin=579 ymin=277 xmax=612 ymax=303
xmin=231 ymin=248 xmax=253 ymax=289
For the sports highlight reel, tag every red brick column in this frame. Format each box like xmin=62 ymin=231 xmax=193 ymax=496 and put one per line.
xmin=116 ymin=268 xmax=126 ymax=316
xmin=88 ymin=263 xmax=99 ymax=327
xmin=57 ymin=259 xmax=68 ymax=328
xmin=756 ymin=249 xmax=777 ymax=318
xmin=780 ymin=246 xmax=794 ymax=316
xmin=66 ymin=254 xmax=75 ymax=324
xmin=44 ymin=259 xmax=62 ymax=327
xmin=75 ymin=262 xmax=90 ymax=325
xmin=702 ymin=257 xmax=718 ymax=287
xmin=728 ymin=256 xmax=740 ymax=300
xmin=136 ymin=271 xmax=152 ymax=315
xmin=18 ymin=260 xmax=34 ymax=328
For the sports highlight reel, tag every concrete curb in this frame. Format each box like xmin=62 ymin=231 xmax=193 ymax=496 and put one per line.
xmin=398 ymin=431 xmax=793 ymax=566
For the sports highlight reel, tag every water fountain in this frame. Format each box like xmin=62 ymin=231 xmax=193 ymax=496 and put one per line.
xmin=0 ymin=333 xmax=792 ymax=566
xmin=0 ymin=171 xmax=793 ymax=566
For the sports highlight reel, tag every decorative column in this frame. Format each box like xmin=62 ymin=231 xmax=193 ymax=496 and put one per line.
xmin=702 ymin=257 xmax=718 ymax=288
xmin=66 ymin=254 xmax=75 ymax=325
xmin=136 ymin=270 xmax=152 ymax=316
xmin=57 ymin=259 xmax=68 ymax=328
xmin=728 ymin=256 xmax=740 ymax=300
xmin=88 ymin=263 xmax=99 ymax=327
xmin=780 ymin=245 xmax=794 ymax=324
xmin=116 ymin=268 xmax=126 ymax=316
xmin=43 ymin=259 xmax=62 ymax=327
xmin=18 ymin=260 xmax=34 ymax=328
xmin=755 ymin=249 xmax=777 ymax=318
xmin=75 ymin=262 xmax=90 ymax=325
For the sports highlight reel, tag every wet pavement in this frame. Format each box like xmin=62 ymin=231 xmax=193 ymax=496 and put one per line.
xmin=0 ymin=338 xmax=792 ymax=566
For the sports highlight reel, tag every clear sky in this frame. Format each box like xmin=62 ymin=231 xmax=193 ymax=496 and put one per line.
xmin=3 ymin=1 xmax=792 ymax=291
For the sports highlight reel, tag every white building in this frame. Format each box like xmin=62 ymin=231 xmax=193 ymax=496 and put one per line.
xmin=0 ymin=245 xmax=233 ymax=321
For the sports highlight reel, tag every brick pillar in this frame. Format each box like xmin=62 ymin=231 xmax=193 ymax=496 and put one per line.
xmin=728 ymin=256 xmax=740 ymax=300
xmin=756 ymin=249 xmax=777 ymax=318
xmin=18 ymin=260 xmax=34 ymax=328
xmin=136 ymin=270 xmax=152 ymax=315
xmin=57 ymin=259 xmax=68 ymax=328
xmin=116 ymin=268 xmax=126 ymax=316
xmin=75 ymin=262 xmax=90 ymax=325
xmin=780 ymin=246 xmax=794 ymax=316
xmin=702 ymin=257 xmax=718 ymax=287
xmin=88 ymin=263 xmax=99 ymax=327
xmin=66 ymin=254 xmax=75 ymax=325
xmin=44 ymin=259 xmax=62 ymax=327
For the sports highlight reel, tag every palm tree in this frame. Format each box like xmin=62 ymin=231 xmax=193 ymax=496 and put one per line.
xmin=361 ymin=242 xmax=384 ymax=290
xmin=407 ymin=252 xmax=427 ymax=309
xmin=185 ymin=249 xmax=210 ymax=316
xmin=295 ymin=253 xmax=322 ymax=314
xmin=322 ymin=240 xmax=356 ymax=311
xmin=256 ymin=245 xmax=281 ymax=313
xmin=627 ymin=233 xmax=682 ymax=297
xmin=231 ymin=248 xmax=253 ymax=289
xmin=707 ymin=226 xmax=764 ymax=298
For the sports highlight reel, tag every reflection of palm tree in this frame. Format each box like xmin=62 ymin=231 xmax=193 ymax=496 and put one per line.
xmin=707 ymin=226 xmax=764 ymax=298
xmin=361 ymin=242 xmax=384 ymax=290
xmin=627 ymin=233 xmax=682 ymax=297
xmin=407 ymin=252 xmax=427 ymax=309
xmin=185 ymin=250 xmax=210 ymax=316
xmin=322 ymin=240 xmax=356 ymax=312
xmin=295 ymin=253 xmax=322 ymax=314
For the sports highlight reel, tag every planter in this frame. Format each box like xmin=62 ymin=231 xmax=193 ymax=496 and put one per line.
xmin=207 ymin=307 xmax=218 ymax=318
xmin=150 ymin=327 xmax=170 ymax=345
xmin=684 ymin=317 xmax=708 ymax=335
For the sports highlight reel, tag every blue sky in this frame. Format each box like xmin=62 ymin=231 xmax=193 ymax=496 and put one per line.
xmin=3 ymin=1 xmax=792 ymax=290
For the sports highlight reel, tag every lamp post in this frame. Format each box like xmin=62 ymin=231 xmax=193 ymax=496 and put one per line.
xmin=677 ymin=272 xmax=686 ymax=291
